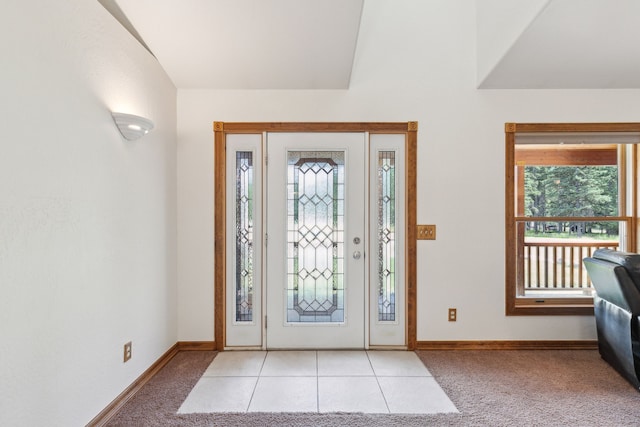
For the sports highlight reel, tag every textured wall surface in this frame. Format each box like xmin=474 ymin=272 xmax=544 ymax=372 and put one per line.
xmin=0 ymin=1 xmax=177 ymax=425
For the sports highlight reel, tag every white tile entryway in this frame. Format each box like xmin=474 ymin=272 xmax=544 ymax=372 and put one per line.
xmin=178 ymin=351 xmax=458 ymax=414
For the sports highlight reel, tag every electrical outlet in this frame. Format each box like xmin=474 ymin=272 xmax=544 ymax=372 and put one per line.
xmin=124 ymin=341 xmax=132 ymax=362
xmin=448 ymin=308 xmax=457 ymax=322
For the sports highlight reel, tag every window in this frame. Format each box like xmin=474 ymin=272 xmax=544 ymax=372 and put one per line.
xmin=234 ymin=151 xmax=255 ymax=322
xmin=505 ymin=123 xmax=639 ymax=315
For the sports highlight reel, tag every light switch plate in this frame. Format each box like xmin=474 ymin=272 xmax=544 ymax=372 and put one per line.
xmin=417 ymin=224 xmax=436 ymax=240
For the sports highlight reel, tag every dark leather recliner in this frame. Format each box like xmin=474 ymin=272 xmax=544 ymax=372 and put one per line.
xmin=583 ymin=248 xmax=640 ymax=390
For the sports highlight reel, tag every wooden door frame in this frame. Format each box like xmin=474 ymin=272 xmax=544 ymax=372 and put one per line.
xmin=214 ymin=122 xmax=418 ymax=350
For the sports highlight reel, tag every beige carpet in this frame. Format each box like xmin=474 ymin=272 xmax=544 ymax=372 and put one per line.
xmin=106 ymin=349 xmax=640 ymax=426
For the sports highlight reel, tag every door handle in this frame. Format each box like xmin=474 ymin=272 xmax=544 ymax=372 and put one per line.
xmin=353 ymin=250 xmax=362 ymax=260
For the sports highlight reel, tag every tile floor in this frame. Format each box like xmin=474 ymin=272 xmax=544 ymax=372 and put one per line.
xmin=178 ymin=350 xmax=458 ymax=414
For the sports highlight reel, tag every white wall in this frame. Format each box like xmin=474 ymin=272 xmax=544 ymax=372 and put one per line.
xmin=476 ymin=0 xmax=550 ymax=86
xmin=0 ymin=1 xmax=177 ymax=426
xmin=177 ymin=0 xmax=640 ymax=344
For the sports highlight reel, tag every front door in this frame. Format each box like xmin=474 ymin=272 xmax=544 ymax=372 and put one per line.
xmin=265 ymin=133 xmax=366 ymax=349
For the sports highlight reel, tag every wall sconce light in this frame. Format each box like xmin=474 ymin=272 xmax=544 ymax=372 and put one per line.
xmin=112 ymin=112 xmax=154 ymax=141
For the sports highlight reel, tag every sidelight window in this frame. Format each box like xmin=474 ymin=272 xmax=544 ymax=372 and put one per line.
xmin=235 ymin=151 xmax=255 ymax=322
xmin=377 ymin=151 xmax=397 ymax=321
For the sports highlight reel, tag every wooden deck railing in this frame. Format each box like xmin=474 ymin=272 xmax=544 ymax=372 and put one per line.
xmin=523 ymin=241 xmax=619 ymax=290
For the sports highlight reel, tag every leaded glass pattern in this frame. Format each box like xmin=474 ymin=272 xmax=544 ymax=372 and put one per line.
xmin=377 ymin=151 xmax=396 ymax=321
xmin=235 ymin=152 xmax=253 ymax=322
xmin=287 ymin=151 xmax=345 ymax=323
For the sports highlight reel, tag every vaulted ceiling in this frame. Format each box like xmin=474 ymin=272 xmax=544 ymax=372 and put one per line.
xmin=478 ymin=0 xmax=640 ymax=89
xmin=100 ymin=0 xmax=640 ymax=90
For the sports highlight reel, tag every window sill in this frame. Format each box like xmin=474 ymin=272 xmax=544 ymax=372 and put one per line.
xmin=507 ymin=298 xmax=594 ymax=316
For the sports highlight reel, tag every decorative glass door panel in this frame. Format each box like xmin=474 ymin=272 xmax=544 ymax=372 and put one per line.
xmin=266 ymin=133 xmax=365 ymax=349
xmin=377 ymin=151 xmax=396 ymax=322
xmin=287 ymin=152 xmax=345 ymax=323
xmin=236 ymin=151 xmax=254 ymax=322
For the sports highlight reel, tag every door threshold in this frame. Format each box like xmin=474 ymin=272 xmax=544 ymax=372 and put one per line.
xmin=224 ymin=346 xmax=264 ymax=351
xmin=368 ymin=345 xmax=408 ymax=351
